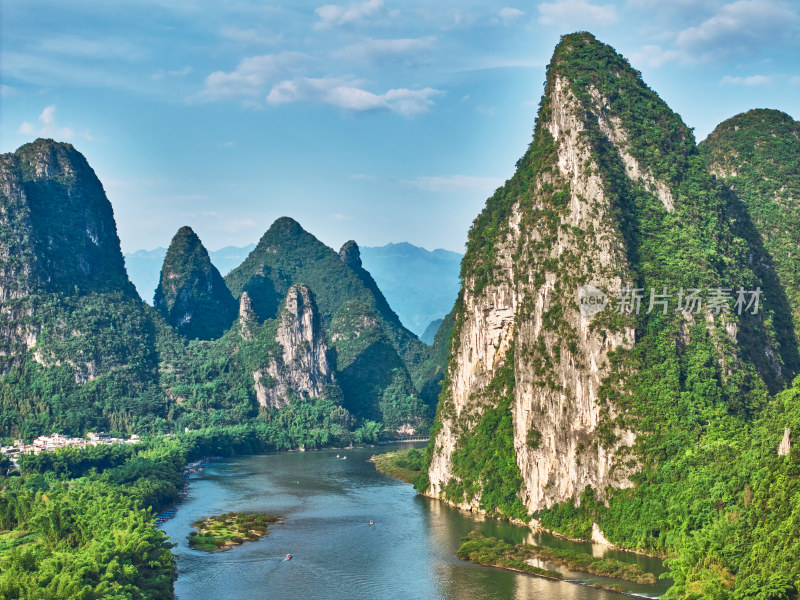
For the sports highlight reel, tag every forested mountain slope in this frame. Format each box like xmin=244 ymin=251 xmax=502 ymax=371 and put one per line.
xmin=419 ymin=32 xmax=799 ymax=597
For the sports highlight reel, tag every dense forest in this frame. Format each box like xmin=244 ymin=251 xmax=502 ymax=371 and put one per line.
xmin=0 ymin=140 xmax=445 ymax=444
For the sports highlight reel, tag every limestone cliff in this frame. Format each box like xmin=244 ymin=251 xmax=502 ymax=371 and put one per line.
xmin=250 ymin=284 xmax=332 ymax=408
xmin=0 ymin=139 xmax=163 ymax=434
xmin=424 ymin=33 xmax=780 ymax=519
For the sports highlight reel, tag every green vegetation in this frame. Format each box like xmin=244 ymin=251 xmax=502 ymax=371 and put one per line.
xmin=0 ymin=438 xmax=183 ymax=598
xmin=527 ymin=35 xmax=800 ymax=598
xmin=457 ymin=531 xmax=562 ymax=579
xmin=0 ymin=142 xmax=443 ymax=439
xmin=370 ymin=448 xmax=426 ymax=483
xmin=700 ymin=109 xmax=800 ymax=374
xmin=421 ymin=32 xmax=800 ymax=599
xmin=457 ymin=531 xmax=657 ymax=585
xmin=154 ymin=226 xmax=238 ymax=340
xmin=189 ymin=513 xmax=282 ymax=552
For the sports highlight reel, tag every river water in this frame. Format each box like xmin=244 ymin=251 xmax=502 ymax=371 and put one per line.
xmin=162 ymin=444 xmax=671 ymax=600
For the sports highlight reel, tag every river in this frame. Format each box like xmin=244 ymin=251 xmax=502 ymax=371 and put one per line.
xmin=161 ymin=444 xmax=671 ymax=600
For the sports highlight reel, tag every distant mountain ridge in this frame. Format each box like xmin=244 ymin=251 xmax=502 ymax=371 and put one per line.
xmin=125 ymin=241 xmax=463 ymax=337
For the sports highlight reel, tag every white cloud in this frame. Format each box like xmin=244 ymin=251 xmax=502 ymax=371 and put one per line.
xmin=198 ymin=52 xmax=308 ymax=101
xmin=151 ymin=66 xmax=192 ymax=80
xmin=329 ymin=213 xmax=352 ymax=221
xmin=334 ymin=37 xmax=437 ymax=64
xmin=791 ymin=75 xmax=800 ymax=86
xmin=538 ymin=0 xmax=618 ymax=27
xmin=218 ymin=218 xmax=257 ymax=233
xmin=674 ymin=0 xmax=799 ymax=63
xmin=266 ymin=77 xmax=442 ymax=116
xmin=720 ymin=74 xmax=772 ymax=85
xmin=315 ymin=0 xmax=385 ymax=29
xmin=16 ymin=105 xmax=92 ymax=141
xmin=629 ymin=44 xmax=680 ymax=68
xmin=0 ymin=84 xmax=17 ymax=97
xmin=405 ymin=175 xmax=505 ymax=194
xmin=499 ymin=7 xmax=524 ymax=24
xmin=220 ymin=27 xmax=284 ymax=46
xmin=38 ymin=35 xmax=148 ymax=62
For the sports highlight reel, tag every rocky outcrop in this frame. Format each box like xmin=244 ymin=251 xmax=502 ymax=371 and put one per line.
xmin=339 ymin=240 xmax=362 ymax=269
xmin=778 ymin=428 xmax=791 ymax=456
xmin=252 ymin=284 xmax=332 ymax=408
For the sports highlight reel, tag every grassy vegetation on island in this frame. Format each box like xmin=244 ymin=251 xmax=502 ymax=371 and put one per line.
xmin=370 ymin=448 xmax=426 ymax=483
xmin=457 ymin=532 xmax=657 ymax=586
xmin=189 ymin=512 xmax=283 ymax=552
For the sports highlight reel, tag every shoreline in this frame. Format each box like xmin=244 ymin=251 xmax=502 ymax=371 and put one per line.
xmin=154 ymin=456 xmax=221 ymax=528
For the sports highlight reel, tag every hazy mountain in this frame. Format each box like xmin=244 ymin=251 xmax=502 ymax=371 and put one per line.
xmin=360 ymin=242 xmax=462 ymax=337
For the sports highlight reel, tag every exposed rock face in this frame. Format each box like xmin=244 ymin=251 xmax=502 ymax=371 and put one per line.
xmin=154 ymin=226 xmax=237 ymax=340
xmin=238 ymin=291 xmax=257 ymax=340
xmin=339 ymin=240 xmax=362 ymax=269
xmin=428 ymin=37 xmax=639 ymax=514
xmin=778 ymin=428 xmax=791 ymax=456
xmin=225 ymin=218 xmax=433 ymax=423
xmin=252 ymin=284 xmax=332 ymax=408
xmin=426 ymin=33 xmax=776 ymax=517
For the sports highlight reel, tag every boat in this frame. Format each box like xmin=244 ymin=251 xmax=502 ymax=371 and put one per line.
xmin=285 ymin=554 xmax=292 ymax=561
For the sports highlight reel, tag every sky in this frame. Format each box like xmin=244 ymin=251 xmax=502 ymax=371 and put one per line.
xmin=1 ymin=0 xmax=798 ymax=254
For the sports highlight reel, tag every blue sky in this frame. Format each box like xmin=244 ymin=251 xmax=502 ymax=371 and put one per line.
xmin=1 ymin=0 xmax=798 ymax=254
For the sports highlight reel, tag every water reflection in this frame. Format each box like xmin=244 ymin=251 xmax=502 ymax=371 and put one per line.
xmin=163 ymin=445 xmax=669 ymax=600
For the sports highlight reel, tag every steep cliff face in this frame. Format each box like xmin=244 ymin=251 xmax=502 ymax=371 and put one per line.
xmin=0 ymin=139 xmax=163 ymax=435
xmin=12 ymin=139 xmax=134 ymax=296
xmin=425 ymin=33 xmax=779 ymax=519
xmin=154 ymin=226 xmax=237 ymax=340
xmin=250 ymin=284 xmax=332 ymax=408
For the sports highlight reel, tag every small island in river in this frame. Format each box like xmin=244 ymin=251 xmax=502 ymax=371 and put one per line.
xmin=189 ymin=513 xmax=283 ymax=552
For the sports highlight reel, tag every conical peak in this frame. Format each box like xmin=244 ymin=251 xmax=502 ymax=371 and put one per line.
xmin=266 ymin=216 xmax=304 ymax=237
xmin=174 ymin=225 xmax=199 ymax=240
xmin=166 ymin=225 xmax=207 ymax=256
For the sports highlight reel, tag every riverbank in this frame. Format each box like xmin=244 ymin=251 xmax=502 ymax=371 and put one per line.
xmin=155 ymin=457 xmax=221 ymax=527
xmin=189 ymin=512 xmax=283 ymax=552
xmin=369 ymin=447 xmax=425 ymax=483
